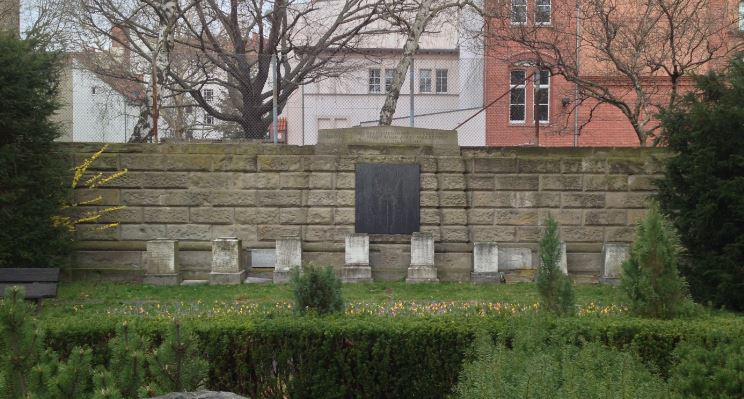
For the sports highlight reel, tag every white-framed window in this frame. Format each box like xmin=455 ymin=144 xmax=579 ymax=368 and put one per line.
xmin=510 ymin=70 xmax=526 ymax=123
xmin=511 ymin=0 xmax=527 ymax=24
xmin=435 ymin=69 xmax=448 ymax=93
xmin=739 ymin=1 xmax=744 ymax=31
xmin=536 ymin=0 xmax=551 ymax=24
xmin=204 ymin=114 xmax=214 ymax=125
xmin=203 ymin=88 xmax=214 ymax=103
xmin=369 ymin=68 xmax=381 ymax=93
xmin=385 ymin=69 xmax=395 ymax=92
xmin=534 ymin=69 xmax=550 ymax=122
xmin=419 ymin=69 xmax=432 ymax=92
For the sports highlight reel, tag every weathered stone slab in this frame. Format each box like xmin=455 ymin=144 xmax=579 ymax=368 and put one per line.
xmin=274 ymin=236 xmax=302 ymax=284
xmin=406 ymin=232 xmax=438 ymax=283
xmin=472 ymin=242 xmax=501 ymax=283
xmin=209 ymin=237 xmax=245 ymax=285
xmin=559 ymin=242 xmax=568 ymax=275
xmin=498 ymin=248 xmax=533 ymax=270
xmin=343 ymin=234 xmax=371 ymax=283
xmin=601 ymin=243 xmax=630 ymax=283
xmin=144 ymin=239 xmax=180 ymax=285
xmin=316 ymin=126 xmax=459 ymax=155
xmin=250 ymin=249 xmax=275 ymax=268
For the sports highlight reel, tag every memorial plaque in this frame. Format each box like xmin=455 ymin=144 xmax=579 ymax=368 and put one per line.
xmin=355 ymin=163 xmax=420 ymax=234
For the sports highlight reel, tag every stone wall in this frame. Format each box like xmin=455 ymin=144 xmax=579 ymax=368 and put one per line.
xmin=60 ymin=139 xmax=665 ymax=282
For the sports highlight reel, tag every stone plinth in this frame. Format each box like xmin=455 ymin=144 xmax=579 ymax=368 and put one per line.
xmin=471 ymin=242 xmax=499 ymax=283
xmin=406 ymin=232 xmax=438 ymax=283
xmin=273 ymin=236 xmax=302 ymax=284
xmin=209 ymin=237 xmax=245 ymax=285
xmin=559 ymin=242 xmax=568 ymax=275
xmin=601 ymin=243 xmax=630 ymax=284
xmin=342 ymin=234 xmax=372 ymax=283
xmin=144 ymin=239 xmax=180 ymax=285
xmin=316 ymin=126 xmax=460 ymax=155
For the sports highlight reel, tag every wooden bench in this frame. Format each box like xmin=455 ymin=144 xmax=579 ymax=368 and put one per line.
xmin=0 ymin=268 xmax=60 ymax=301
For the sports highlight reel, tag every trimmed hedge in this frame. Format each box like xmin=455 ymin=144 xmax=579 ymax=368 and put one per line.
xmin=40 ymin=315 xmax=744 ymax=398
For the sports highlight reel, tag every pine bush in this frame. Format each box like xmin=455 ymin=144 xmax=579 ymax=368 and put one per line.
xmin=536 ymin=215 xmax=575 ymax=316
xmin=0 ymin=287 xmax=43 ymax=399
xmin=0 ymin=33 xmax=71 ymax=268
xmin=291 ymin=265 xmax=344 ymax=315
xmin=621 ymin=203 xmax=687 ymax=318
xmin=107 ymin=322 xmax=146 ymax=398
xmin=657 ymin=58 xmax=744 ymax=311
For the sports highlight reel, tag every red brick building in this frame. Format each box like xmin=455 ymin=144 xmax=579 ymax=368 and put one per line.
xmin=483 ymin=0 xmax=744 ymax=147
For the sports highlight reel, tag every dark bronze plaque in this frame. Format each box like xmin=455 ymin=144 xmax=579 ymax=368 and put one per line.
xmin=355 ymin=163 xmax=420 ymax=234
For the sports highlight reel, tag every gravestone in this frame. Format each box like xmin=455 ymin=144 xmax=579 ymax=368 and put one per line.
xmin=559 ymin=242 xmax=568 ymax=275
xmin=355 ymin=163 xmax=420 ymax=234
xmin=144 ymin=239 xmax=180 ymax=285
xmin=601 ymin=243 xmax=629 ymax=284
xmin=471 ymin=242 xmax=499 ymax=283
xmin=274 ymin=236 xmax=302 ymax=284
xmin=406 ymin=232 xmax=438 ymax=283
xmin=209 ymin=237 xmax=245 ymax=285
xmin=342 ymin=233 xmax=372 ymax=283
xmin=250 ymin=249 xmax=275 ymax=268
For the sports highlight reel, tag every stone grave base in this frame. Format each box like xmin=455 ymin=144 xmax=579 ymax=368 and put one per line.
xmin=341 ymin=265 xmax=373 ymax=283
xmin=406 ymin=266 xmax=438 ymax=283
xmin=208 ymin=271 xmax=245 ymax=285
xmin=471 ymin=272 xmax=503 ymax=284
xmin=143 ymin=274 xmax=180 ymax=286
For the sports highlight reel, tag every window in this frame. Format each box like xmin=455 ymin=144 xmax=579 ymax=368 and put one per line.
xmin=419 ymin=69 xmax=432 ymax=92
xmin=511 ymin=0 xmax=527 ymax=24
xmin=204 ymin=115 xmax=214 ymax=125
xmin=739 ymin=1 xmax=744 ymax=31
xmin=91 ymin=86 xmax=98 ymax=95
xmin=510 ymin=70 xmax=526 ymax=122
xmin=536 ymin=0 xmax=551 ymax=24
xmin=385 ymin=69 xmax=395 ymax=92
xmin=534 ymin=69 xmax=550 ymax=122
xmin=369 ymin=68 xmax=381 ymax=93
xmin=435 ymin=69 xmax=448 ymax=93
xmin=203 ymin=88 xmax=214 ymax=103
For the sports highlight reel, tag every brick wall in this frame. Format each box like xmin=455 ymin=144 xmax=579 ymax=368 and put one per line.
xmin=60 ymin=142 xmax=666 ymax=282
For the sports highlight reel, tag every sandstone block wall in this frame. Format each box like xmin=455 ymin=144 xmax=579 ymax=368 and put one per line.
xmin=60 ymin=142 xmax=665 ymax=282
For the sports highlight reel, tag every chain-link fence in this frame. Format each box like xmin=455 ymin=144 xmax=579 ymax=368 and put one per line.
xmin=53 ymin=53 xmax=487 ymax=146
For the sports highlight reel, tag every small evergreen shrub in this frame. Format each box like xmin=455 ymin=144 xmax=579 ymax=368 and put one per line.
xmin=536 ymin=215 xmax=575 ymax=316
xmin=669 ymin=337 xmax=744 ymax=398
xmin=0 ymin=286 xmax=43 ymax=399
xmin=107 ymin=322 xmax=146 ymax=398
xmin=291 ymin=265 xmax=344 ymax=315
xmin=621 ymin=203 xmax=687 ymax=319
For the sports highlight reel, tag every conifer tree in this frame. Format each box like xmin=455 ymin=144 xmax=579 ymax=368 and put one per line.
xmin=47 ymin=347 xmax=93 ymax=399
xmin=140 ymin=320 xmax=208 ymax=396
xmin=621 ymin=203 xmax=687 ymax=318
xmin=0 ymin=287 xmax=43 ymax=399
xmin=536 ymin=215 xmax=575 ymax=316
xmin=107 ymin=321 xmax=146 ymax=398
xmin=92 ymin=369 xmax=123 ymax=399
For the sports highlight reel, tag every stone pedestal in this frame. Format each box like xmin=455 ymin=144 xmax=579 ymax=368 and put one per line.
xmin=559 ymin=242 xmax=568 ymax=275
xmin=342 ymin=234 xmax=372 ymax=283
xmin=601 ymin=243 xmax=630 ymax=284
xmin=209 ymin=237 xmax=245 ymax=285
xmin=471 ymin=242 xmax=500 ymax=283
xmin=144 ymin=239 xmax=180 ymax=285
xmin=273 ymin=236 xmax=302 ymax=284
xmin=406 ymin=232 xmax=438 ymax=283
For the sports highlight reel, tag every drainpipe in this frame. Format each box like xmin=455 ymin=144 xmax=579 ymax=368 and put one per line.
xmin=574 ymin=0 xmax=581 ymax=147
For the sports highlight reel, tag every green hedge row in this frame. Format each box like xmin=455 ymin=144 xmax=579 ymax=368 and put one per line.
xmin=40 ymin=315 xmax=744 ymax=398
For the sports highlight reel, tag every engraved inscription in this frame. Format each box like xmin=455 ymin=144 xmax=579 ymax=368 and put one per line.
xmin=355 ymin=163 xmax=420 ymax=234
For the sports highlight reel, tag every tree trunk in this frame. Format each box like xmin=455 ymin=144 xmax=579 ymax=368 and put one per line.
xmin=378 ymin=0 xmax=434 ymax=125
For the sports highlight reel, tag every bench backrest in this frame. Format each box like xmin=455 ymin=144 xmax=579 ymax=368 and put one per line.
xmin=0 ymin=268 xmax=60 ymax=299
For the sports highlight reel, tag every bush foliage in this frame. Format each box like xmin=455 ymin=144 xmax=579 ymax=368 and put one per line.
xmin=291 ymin=265 xmax=344 ymax=315
xmin=536 ymin=215 xmax=575 ymax=316
xmin=657 ymin=58 xmax=744 ymax=311
xmin=0 ymin=33 xmax=72 ymax=268
xmin=621 ymin=203 xmax=687 ymax=319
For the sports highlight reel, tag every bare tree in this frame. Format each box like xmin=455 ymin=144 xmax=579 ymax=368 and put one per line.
xmin=77 ymin=0 xmax=382 ymax=140
xmin=377 ymin=0 xmax=470 ymax=125
xmin=481 ymin=0 xmax=742 ymax=145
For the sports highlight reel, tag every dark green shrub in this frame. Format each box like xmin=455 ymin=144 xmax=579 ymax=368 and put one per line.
xmin=0 ymin=33 xmax=72 ymax=268
xmin=621 ymin=203 xmax=687 ymax=319
xmin=107 ymin=322 xmax=146 ymax=398
xmin=452 ymin=332 xmax=672 ymax=399
xmin=291 ymin=265 xmax=344 ymax=315
xmin=669 ymin=337 xmax=744 ymax=398
xmin=536 ymin=215 xmax=575 ymax=316
xmin=0 ymin=287 xmax=43 ymax=399
xmin=657 ymin=58 xmax=744 ymax=311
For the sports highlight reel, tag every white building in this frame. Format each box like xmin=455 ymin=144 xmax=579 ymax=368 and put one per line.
xmin=283 ymin=10 xmax=486 ymax=146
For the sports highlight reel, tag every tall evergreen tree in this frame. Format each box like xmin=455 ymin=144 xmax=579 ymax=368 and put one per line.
xmin=0 ymin=33 xmax=71 ymax=268
xmin=657 ymin=58 xmax=744 ymax=310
